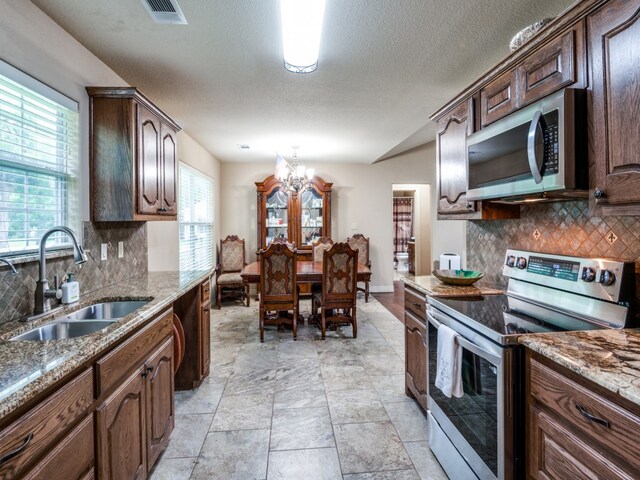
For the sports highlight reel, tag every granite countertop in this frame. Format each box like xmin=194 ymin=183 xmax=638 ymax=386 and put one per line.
xmin=520 ymin=329 xmax=640 ymax=407
xmin=0 ymin=269 xmax=213 ymax=420
xmin=401 ymin=275 xmax=504 ymax=297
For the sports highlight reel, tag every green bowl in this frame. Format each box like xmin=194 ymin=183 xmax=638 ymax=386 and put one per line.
xmin=432 ymin=269 xmax=484 ymax=286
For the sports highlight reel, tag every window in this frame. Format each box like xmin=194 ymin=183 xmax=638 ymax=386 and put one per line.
xmin=179 ymin=162 xmax=213 ymax=271
xmin=0 ymin=60 xmax=79 ymax=255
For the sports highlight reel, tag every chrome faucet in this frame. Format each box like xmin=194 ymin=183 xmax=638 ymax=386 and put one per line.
xmin=34 ymin=226 xmax=87 ymax=315
xmin=0 ymin=258 xmax=17 ymax=274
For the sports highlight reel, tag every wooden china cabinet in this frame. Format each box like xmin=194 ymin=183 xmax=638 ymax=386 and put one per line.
xmin=256 ymin=174 xmax=332 ymax=260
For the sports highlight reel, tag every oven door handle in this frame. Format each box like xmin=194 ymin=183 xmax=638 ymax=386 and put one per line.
xmin=428 ymin=310 xmax=502 ymax=366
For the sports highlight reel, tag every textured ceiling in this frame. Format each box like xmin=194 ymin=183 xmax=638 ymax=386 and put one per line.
xmin=32 ymin=0 xmax=575 ymax=163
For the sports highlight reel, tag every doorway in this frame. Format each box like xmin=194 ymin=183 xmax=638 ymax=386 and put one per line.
xmin=392 ymin=184 xmax=431 ymax=280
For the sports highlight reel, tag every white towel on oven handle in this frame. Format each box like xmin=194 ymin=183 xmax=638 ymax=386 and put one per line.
xmin=434 ymin=324 xmax=464 ymax=398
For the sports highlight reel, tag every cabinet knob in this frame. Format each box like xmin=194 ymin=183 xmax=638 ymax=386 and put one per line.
xmin=593 ymin=188 xmax=605 ymax=199
xmin=466 ymin=202 xmax=473 ymax=210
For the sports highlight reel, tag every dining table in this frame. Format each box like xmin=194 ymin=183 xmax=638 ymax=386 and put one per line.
xmin=240 ymin=260 xmax=372 ymax=286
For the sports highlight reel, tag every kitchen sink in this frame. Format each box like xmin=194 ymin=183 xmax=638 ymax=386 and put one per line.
xmin=10 ymin=300 xmax=150 ymax=341
xmin=11 ymin=320 xmax=117 ymax=341
xmin=62 ymin=300 xmax=149 ymax=321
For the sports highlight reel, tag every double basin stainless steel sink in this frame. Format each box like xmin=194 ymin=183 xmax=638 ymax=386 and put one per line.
xmin=11 ymin=300 xmax=149 ymax=341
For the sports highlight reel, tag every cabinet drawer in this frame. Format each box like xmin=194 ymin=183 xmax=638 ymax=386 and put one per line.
xmin=200 ymin=279 xmax=211 ymax=304
xmin=404 ymin=287 xmax=426 ymax=320
xmin=95 ymin=309 xmax=173 ymax=397
xmin=0 ymin=368 xmax=93 ymax=480
xmin=516 ymin=24 xmax=582 ymax=107
xmin=23 ymin=414 xmax=94 ymax=480
xmin=530 ymin=358 xmax=640 ymax=473
xmin=480 ymin=70 xmax=517 ymax=126
xmin=529 ymin=405 xmax=633 ymax=480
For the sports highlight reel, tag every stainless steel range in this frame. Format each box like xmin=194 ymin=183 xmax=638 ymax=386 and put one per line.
xmin=426 ymin=249 xmax=636 ymax=480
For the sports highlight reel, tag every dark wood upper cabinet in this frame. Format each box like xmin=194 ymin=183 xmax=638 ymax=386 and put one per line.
xmin=588 ymin=0 xmax=640 ymax=216
xmin=437 ymin=100 xmax=475 ymax=215
xmin=87 ymin=87 xmax=181 ymax=221
xmin=480 ymin=70 xmax=517 ymax=127
xmin=516 ymin=22 xmax=585 ymax=107
xmin=435 ymin=100 xmax=519 ymax=220
xmin=256 ymin=175 xmax=332 ymax=257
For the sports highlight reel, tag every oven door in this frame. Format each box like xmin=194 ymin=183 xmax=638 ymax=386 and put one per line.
xmin=427 ymin=307 xmax=514 ymax=480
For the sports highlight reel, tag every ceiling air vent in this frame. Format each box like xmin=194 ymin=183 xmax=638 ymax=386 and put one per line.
xmin=140 ymin=0 xmax=188 ymax=24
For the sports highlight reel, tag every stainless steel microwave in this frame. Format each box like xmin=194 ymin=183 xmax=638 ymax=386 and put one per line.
xmin=466 ymin=89 xmax=588 ymax=202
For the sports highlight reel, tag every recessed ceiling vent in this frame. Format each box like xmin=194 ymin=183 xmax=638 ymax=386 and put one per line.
xmin=140 ymin=0 xmax=188 ymax=24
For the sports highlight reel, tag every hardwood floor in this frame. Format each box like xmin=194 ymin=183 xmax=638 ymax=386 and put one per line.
xmin=372 ymin=280 xmax=404 ymax=324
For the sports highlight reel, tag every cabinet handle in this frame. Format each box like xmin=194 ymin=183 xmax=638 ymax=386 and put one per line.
xmin=141 ymin=365 xmax=154 ymax=378
xmin=413 ymin=302 xmax=422 ymax=308
xmin=575 ymin=402 xmax=610 ymax=428
xmin=0 ymin=433 xmax=34 ymax=466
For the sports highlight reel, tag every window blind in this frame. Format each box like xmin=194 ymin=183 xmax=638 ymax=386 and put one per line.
xmin=179 ymin=162 xmax=213 ymax=271
xmin=0 ymin=61 xmax=79 ymax=255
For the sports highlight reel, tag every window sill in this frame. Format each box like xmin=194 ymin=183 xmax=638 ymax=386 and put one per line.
xmin=1 ymin=248 xmax=74 ymax=267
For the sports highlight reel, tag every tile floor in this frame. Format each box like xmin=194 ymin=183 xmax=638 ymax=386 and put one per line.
xmin=150 ymin=296 xmax=448 ymax=480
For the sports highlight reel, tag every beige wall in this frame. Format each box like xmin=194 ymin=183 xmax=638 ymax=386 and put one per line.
xmin=0 ymin=0 xmax=126 ymax=223
xmin=2 ymin=0 xmax=221 ymax=272
xmin=220 ymin=142 xmax=466 ymax=290
xmin=148 ymin=132 xmax=221 ymax=271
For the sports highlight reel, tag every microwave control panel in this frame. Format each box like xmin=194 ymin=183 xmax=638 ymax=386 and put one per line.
xmin=542 ymin=122 xmax=559 ymax=176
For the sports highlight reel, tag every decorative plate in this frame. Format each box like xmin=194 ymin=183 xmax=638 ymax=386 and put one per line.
xmin=432 ymin=269 xmax=484 ymax=286
xmin=509 ymin=18 xmax=554 ymax=52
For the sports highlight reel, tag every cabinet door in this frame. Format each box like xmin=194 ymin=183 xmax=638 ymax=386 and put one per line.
xmin=200 ymin=302 xmax=211 ymax=378
xmin=404 ymin=311 xmax=428 ymax=411
xmin=96 ymin=367 xmax=147 ymax=480
xmin=437 ymin=99 xmax=476 ymax=215
xmin=145 ymin=337 xmax=175 ymax=469
xmin=480 ymin=70 xmax=517 ymax=126
xmin=588 ymin=0 xmax=640 ymax=216
xmin=298 ymin=186 xmax=325 ymax=250
xmin=160 ymin=123 xmax=178 ymax=215
xmin=516 ymin=24 xmax=583 ymax=107
xmin=137 ymin=106 xmax=161 ymax=215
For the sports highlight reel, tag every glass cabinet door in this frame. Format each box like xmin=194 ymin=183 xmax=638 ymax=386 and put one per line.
xmin=265 ymin=188 xmax=288 ymax=246
xmin=299 ymin=188 xmax=323 ymax=247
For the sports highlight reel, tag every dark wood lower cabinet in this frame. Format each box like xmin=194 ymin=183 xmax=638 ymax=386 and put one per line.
xmin=404 ymin=285 xmax=428 ymax=412
xmin=146 ymin=338 xmax=175 ymax=469
xmin=97 ymin=366 xmax=147 ymax=480
xmin=0 ymin=308 xmax=177 ymax=480
xmin=23 ymin=415 xmax=94 ymax=480
xmin=174 ymin=278 xmax=212 ymax=390
xmin=526 ymin=350 xmax=640 ymax=479
xmin=404 ymin=311 xmax=428 ymax=411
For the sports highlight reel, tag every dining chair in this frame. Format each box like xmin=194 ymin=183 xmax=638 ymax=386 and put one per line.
xmin=271 ymin=237 xmax=295 ymax=250
xmin=312 ymin=242 xmax=358 ymax=339
xmin=347 ymin=233 xmax=371 ymax=302
xmin=259 ymin=242 xmax=298 ymax=342
xmin=215 ymin=235 xmax=250 ymax=309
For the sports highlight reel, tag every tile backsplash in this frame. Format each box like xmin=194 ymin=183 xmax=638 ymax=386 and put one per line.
xmin=467 ymin=200 xmax=640 ymax=289
xmin=0 ymin=222 xmax=147 ymax=324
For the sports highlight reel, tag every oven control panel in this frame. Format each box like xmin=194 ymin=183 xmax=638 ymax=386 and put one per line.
xmin=502 ymin=249 xmax=635 ymax=304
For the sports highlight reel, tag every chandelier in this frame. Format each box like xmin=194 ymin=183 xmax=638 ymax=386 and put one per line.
xmin=275 ymin=146 xmax=314 ymax=192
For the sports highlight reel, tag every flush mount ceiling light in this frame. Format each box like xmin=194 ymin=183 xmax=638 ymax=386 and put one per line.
xmin=280 ymin=0 xmax=326 ymax=74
